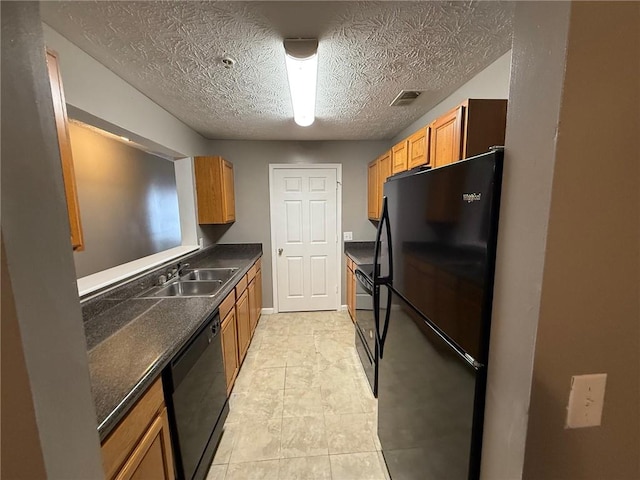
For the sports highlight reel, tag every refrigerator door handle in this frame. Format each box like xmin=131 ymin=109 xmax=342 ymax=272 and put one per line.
xmin=377 ymin=286 xmax=392 ymax=358
xmin=374 ymin=197 xmax=393 ymax=358
xmin=373 ymin=197 xmax=393 ymax=285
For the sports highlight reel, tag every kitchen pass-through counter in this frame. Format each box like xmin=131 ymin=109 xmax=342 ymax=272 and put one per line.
xmin=81 ymin=243 xmax=262 ymax=441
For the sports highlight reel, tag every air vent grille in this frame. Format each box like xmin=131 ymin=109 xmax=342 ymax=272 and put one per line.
xmin=390 ymin=90 xmax=423 ymax=107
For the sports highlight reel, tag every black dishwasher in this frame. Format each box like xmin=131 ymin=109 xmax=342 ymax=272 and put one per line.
xmin=163 ymin=311 xmax=228 ymax=480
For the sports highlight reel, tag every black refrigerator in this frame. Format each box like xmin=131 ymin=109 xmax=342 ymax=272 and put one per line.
xmin=374 ymin=149 xmax=503 ymax=480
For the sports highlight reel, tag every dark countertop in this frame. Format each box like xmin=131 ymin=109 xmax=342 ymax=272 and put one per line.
xmin=82 ymin=244 xmax=262 ymax=440
xmin=344 ymin=241 xmax=375 ymax=266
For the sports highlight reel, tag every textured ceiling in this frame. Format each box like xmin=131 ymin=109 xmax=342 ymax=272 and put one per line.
xmin=41 ymin=1 xmax=514 ymax=141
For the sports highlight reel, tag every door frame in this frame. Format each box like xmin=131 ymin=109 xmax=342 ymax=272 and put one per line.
xmin=269 ymin=164 xmax=342 ymax=314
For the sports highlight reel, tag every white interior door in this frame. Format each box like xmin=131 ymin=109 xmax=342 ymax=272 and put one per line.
xmin=271 ymin=166 xmax=339 ymax=312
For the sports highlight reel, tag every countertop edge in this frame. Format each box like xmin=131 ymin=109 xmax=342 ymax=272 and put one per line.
xmin=94 ymin=248 xmax=263 ymax=440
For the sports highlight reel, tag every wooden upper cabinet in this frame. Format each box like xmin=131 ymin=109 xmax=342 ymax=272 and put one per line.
xmin=430 ymin=99 xmax=508 ymax=168
xmin=407 ymin=126 xmax=430 ymax=169
xmin=377 ymin=150 xmax=392 ymax=216
xmin=461 ymin=99 xmax=508 ymax=159
xmin=391 ymin=140 xmax=408 ymax=174
xmin=430 ymin=105 xmax=465 ymax=168
xmin=194 ymin=156 xmax=235 ymax=224
xmin=367 ymin=159 xmax=379 ymax=220
xmin=45 ymin=49 xmax=84 ymax=251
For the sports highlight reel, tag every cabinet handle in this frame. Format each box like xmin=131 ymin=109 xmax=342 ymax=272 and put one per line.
xmin=278 ymin=248 xmax=283 ymax=256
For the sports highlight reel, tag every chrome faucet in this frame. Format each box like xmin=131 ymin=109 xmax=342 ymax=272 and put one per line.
xmin=176 ymin=262 xmax=190 ymax=277
xmin=164 ymin=262 xmax=190 ymax=283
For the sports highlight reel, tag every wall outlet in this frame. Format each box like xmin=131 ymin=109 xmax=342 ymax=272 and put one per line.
xmin=343 ymin=232 xmax=353 ymax=241
xmin=565 ymin=373 xmax=607 ymax=428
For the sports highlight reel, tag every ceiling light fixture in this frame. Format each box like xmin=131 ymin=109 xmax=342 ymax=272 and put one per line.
xmin=284 ymin=38 xmax=318 ymax=127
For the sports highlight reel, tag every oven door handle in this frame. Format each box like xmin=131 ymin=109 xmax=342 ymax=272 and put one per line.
xmin=354 ymin=269 xmax=373 ymax=296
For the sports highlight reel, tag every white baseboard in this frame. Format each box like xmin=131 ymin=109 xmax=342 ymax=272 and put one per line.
xmin=340 ymin=304 xmax=348 ymax=312
xmin=260 ymin=308 xmax=275 ymax=315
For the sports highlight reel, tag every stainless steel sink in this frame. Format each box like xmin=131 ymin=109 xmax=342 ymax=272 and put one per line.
xmin=136 ymin=267 xmax=239 ymax=298
xmin=180 ymin=268 xmax=238 ymax=282
xmin=151 ymin=280 xmax=223 ymax=297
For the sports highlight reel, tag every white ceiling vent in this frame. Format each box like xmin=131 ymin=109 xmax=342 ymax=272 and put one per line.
xmin=390 ymin=90 xmax=423 ymax=107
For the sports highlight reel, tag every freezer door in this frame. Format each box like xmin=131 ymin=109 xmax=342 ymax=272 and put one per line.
xmin=382 ymin=151 xmax=503 ymax=362
xmin=377 ymin=285 xmax=485 ymax=480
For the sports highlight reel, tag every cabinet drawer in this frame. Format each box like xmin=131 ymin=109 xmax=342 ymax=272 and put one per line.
xmin=235 ymin=274 xmax=248 ymax=297
xmin=248 ymin=264 xmax=257 ymax=282
xmin=255 ymin=257 xmax=262 ymax=272
xmin=219 ymin=292 xmax=235 ymax=320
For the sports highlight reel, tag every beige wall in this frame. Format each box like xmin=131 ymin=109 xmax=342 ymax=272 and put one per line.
xmin=1 ymin=3 xmax=103 ymax=477
xmin=70 ymin=122 xmax=182 ymax=278
xmin=200 ymin=140 xmax=388 ymax=308
xmin=483 ymin=2 xmax=640 ymax=479
xmin=522 ymin=3 xmax=640 ymax=479
xmin=1 ymin=237 xmax=47 ymax=480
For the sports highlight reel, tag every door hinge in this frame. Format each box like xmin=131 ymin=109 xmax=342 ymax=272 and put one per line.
xmin=335 ymin=285 xmax=338 ymax=294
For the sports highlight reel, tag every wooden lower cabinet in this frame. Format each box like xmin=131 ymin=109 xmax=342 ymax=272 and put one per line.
xmin=115 ymin=409 xmax=173 ymax=480
xmin=236 ymin=283 xmax=251 ymax=362
xmin=255 ymin=267 xmax=262 ymax=323
xmin=101 ymin=378 xmax=174 ymax=480
xmin=221 ymin=306 xmax=239 ymax=395
xmin=248 ymin=278 xmax=257 ymax=335
xmin=219 ymin=256 xmax=263 ymax=395
xmin=346 ymin=257 xmax=356 ymax=322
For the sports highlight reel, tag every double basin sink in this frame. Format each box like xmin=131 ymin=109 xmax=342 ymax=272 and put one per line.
xmin=138 ymin=268 xmax=239 ymax=298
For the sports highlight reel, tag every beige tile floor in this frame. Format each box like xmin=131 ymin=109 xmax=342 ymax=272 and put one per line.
xmin=206 ymin=311 xmax=391 ymax=480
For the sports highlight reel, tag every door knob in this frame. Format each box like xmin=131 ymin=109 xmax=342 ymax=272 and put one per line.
xmin=278 ymin=248 xmax=283 ymax=256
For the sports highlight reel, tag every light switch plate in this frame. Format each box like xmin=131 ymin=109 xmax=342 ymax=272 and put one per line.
xmin=343 ymin=232 xmax=353 ymax=241
xmin=565 ymin=373 xmax=607 ymax=428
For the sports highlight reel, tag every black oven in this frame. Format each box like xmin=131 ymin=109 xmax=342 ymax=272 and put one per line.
xmin=354 ymin=266 xmax=378 ymax=397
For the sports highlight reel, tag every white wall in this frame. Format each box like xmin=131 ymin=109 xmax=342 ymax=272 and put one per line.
xmin=392 ymin=50 xmax=512 ymax=145
xmin=43 ymin=23 xmax=206 ymax=281
xmin=43 ymin=24 xmax=210 ymax=157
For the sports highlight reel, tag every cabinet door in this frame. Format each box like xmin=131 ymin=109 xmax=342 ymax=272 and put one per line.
xmin=221 ymin=309 xmax=239 ymax=395
xmin=255 ymin=268 xmax=262 ymax=324
xmin=408 ymin=126 xmax=430 ymax=169
xmin=346 ymin=264 xmax=353 ymax=321
xmin=367 ymin=160 xmax=379 ymax=220
xmin=392 ymin=140 xmax=408 ymax=174
xmin=222 ymin=159 xmax=235 ymax=222
xmin=115 ymin=408 xmax=174 ymax=480
xmin=46 ymin=50 xmax=84 ymax=251
xmin=194 ymin=156 xmax=236 ymax=224
xmin=377 ymin=151 xmax=392 ymax=215
xmin=236 ymin=289 xmax=251 ymax=362
xmin=248 ymin=279 xmax=257 ymax=336
xmin=430 ymin=106 xmax=464 ymax=168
